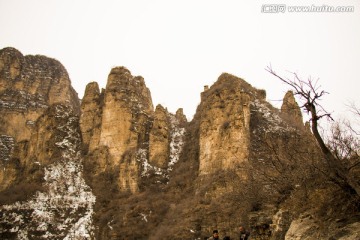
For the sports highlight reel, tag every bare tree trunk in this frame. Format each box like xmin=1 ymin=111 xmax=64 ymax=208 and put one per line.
xmin=308 ymin=104 xmax=360 ymax=195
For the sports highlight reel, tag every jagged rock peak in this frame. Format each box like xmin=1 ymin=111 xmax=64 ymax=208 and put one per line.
xmin=80 ymin=82 xmax=102 ymax=153
xmin=0 ymin=47 xmax=69 ymax=83
xmin=281 ymin=90 xmax=303 ymax=126
xmin=217 ymin=72 xmax=254 ymax=90
xmin=106 ymin=66 xmax=153 ymax=112
xmin=201 ymin=72 xmax=266 ymax=100
xmin=155 ymin=103 xmax=166 ymax=111
xmin=0 ymin=47 xmax=80 ymax=113
xmin=83 ymin=82 xmax=100 ymax=100
xmin=175 ymin=108 xmax=187 ymax=125
xmin=0 ymin=47 xmax=24 ymax=80
xmin=109 ymin=65 xmax=131 ymax=75
xmin=81 ymin=81 xmax=101 ymax=111
xmin=107 ymin=66 xmax=145 ymax=88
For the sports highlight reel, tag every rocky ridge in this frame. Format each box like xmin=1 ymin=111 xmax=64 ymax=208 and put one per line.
xmin=0 ymin=47 xmax=359 ymax=240
xmin=80 ymin=66 xmax=186 ymax=195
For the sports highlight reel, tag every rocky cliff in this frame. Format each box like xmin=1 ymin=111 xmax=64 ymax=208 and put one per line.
xmin=0 ymin=48 xmax=94 ymax=239
xmin=80 ymin=67 xmax=186 ymax=196
xmin=0 ymin=47 xmax=80 ymax=191
xmin=0 ymin=47 xmax=359 ymax=240
xmin=0 ymin=47 xmax=79 ymax=140
xmin=198 ymin=74 xmax=256 ymax=176
xmin=0 ymin=105 xmax=95 ymax=239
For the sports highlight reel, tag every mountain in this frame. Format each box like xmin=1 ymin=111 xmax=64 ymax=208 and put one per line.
xmin=0 ymin=47 xmax=359 ymax=240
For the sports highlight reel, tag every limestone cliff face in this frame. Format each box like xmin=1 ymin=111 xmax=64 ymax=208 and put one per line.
xmin=147 ymin=105 xmax=187 ymax=170
xmin=0 ymin=48 xmax=94 ymax=238
xmin=79 ymin=82 xmax=103 ymax=153
xmin=0 ymin=104 xmax=95 ymax=239
xmin=81 ymin=67 xmax=188 ymax=194
xmin=0 ymin=47 xmax=80 ymax=191
xmin=197 ymin=73 xmax=264 ymax=176
xmin=149 ymin=104 xmax=170 ymax=169
xmin=98 ymin=67 xmax=153 ymax=163
xmin=0 ymin=134 xmax=16 ymax=192
xmin=24 ymin=105 xmax=82 ymax=167
xmin=0 ymin=47 xmax=79 ymax=142
xmin=81 ymin=67 xmax=154 ymax=193
xmin=81 ymin=67 xmax=188 ymax=195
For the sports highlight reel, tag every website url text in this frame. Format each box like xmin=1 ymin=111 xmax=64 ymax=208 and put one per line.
xmin=261 ymin=4 xmax=354 ymax=13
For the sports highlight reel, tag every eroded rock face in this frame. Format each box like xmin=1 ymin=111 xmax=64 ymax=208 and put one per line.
xmin=149 ymin=104 xmax=170 ymax=169
xmin=0 ymin=47 xmax=79 ymax=141
xmin=270 ymin=209 xmax=292 ymax=240
xmin=81 ymin=67 xmax=154 ymax=193
xmin=79 ymin=82 xmax=103 ymax=153
xmin=284 ymin=215 xmax=319 ymax=240
xmin=284 ymin=213 xmax=360 ymax=240
xmin=81 ymin=67 xmax=188 ymax=195
xmin=0 ymin=105 xmax=95 ymax=239
xmin=0 ymin=47 xmax=80 ymax=191
xmin=198 ymin=73 xmax=262 ymax=175
xmin=98 ymin=67 xmax=153 ymax=164
xmin=24 ymin=105 xmax=82 ymax=167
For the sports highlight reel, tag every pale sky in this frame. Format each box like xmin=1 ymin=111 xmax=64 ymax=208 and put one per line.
xmin=0 ymin=0 xmax=359 ymax=123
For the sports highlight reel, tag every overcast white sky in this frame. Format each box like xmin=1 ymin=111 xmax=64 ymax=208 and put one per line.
xmin=0 ymin=0 xmax=359 ymax=123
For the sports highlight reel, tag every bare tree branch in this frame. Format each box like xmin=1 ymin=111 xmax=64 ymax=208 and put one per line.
xmin=266 ymin=65 xmax=360 ymax=197
xmin=345 ymin=102 xmax=360 ymax=136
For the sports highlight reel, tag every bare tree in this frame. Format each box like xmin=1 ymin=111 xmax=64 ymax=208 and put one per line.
xmin=346 ymin=102 xmax=360 ymax=136
xmin=266 ymin=66 xmax=360 ymax=197
xmin=327 ymin=120 xmax=360 ymax=172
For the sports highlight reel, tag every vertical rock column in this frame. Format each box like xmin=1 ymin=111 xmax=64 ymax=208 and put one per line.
xmin=81 ymin=67 xmax=154 ymax=193
xmin=149 ymin=104 xmax=171 ymax=169
xmin=198 ymin=74 xmax=253 ymax=176
xmin=79 ymin=82 xmax=102 ymax=153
